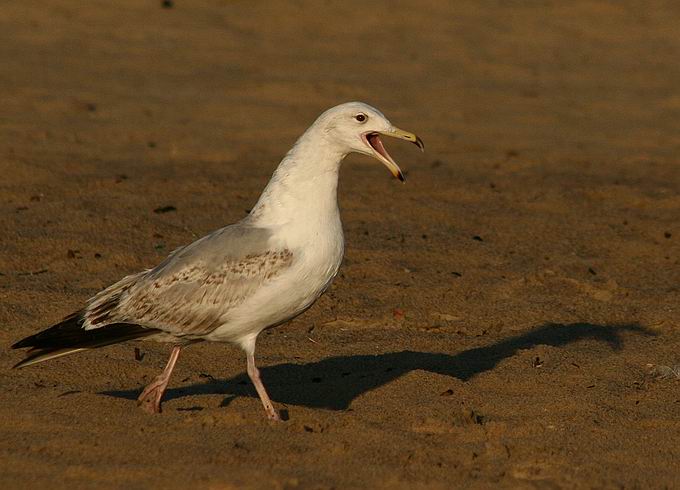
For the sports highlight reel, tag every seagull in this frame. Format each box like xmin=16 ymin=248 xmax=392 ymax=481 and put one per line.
xmin=11 ymin=102 xmax=424 ymax=419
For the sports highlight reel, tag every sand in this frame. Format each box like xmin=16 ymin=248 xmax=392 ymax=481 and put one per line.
xmin=1 ymin=1 xmax=680 ymax=488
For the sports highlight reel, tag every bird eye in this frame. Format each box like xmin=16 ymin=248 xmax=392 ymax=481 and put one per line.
xmin=354 ymin=113 xmax=367 ymax=123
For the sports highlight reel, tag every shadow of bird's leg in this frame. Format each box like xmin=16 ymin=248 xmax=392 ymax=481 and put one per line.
xmin=137 ymin=345 xmax=181 ymax=414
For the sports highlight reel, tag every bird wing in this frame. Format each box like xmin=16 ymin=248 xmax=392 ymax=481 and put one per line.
xmin=82 ymin=223 xmax=294 ymax=337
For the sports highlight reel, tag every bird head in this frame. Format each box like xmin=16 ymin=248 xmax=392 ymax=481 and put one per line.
xmin=316 ymin=102 xmax=424 ymax=182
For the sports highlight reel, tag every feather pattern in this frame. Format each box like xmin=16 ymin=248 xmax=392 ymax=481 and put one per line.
xmin=80 ymin=224 xmax=294 ymax=337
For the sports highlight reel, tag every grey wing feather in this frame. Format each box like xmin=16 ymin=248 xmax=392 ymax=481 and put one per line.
xmin=83 ymin=224 xmax=293 ymax=337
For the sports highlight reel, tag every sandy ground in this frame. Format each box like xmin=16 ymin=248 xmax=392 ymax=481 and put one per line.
xmin=1 ymin=1 xmax=680 ymax=488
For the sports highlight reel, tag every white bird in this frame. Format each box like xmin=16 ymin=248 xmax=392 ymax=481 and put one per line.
xmin=12 ymin=102 xmax=424 ymax=419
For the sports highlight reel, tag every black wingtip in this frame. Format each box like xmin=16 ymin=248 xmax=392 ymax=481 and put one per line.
xmin=12 ymin=324 xmax=159 ymax=368
xmin=12 ymin=309 xmax=159 ymax=368
xmin=13 ymin=358 xmax=27 ymax=369
xmin=12 ymin=337 xmax=31 ymax=350
xmin=11 ymin=311 xmax=85 ymax=351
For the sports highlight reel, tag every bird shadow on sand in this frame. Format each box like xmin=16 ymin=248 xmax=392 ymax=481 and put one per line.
xmin=102 ymin=322 xmax=653 ymax=411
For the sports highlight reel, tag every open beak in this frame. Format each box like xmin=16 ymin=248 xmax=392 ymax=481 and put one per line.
xmin=362 ymin=127 xmax=424 ymax=182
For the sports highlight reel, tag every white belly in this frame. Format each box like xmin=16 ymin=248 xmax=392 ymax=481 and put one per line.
xmin=207 ymin=231 xmax=344 ymax=344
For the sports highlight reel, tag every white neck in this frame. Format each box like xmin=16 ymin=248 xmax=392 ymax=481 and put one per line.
xmin=247 ymin=126 xmax=346 ymax=228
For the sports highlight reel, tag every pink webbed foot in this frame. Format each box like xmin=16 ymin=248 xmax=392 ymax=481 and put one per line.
xmin=137 ymin=381 xmax=166 ymax=414
xmin=137 ymin=346 xmax=181 ymax=414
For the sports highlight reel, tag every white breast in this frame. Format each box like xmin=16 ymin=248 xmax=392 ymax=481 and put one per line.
xmin=207 ymin=206 xmax=344 ymax=344
xmin=207 ymin=135 xmax=348 ymax=345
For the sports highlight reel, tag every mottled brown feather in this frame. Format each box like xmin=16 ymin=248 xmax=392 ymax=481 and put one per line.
xmin=81 ymin=224 xmax=294 ymax=338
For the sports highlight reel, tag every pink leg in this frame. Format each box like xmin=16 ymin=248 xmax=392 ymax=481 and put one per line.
xmin=247 ymin=351 xmax=280 ymax=421
xmin=137 ymin=346 xmax=181 ymax=414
